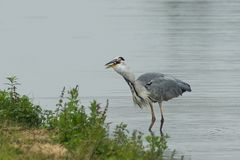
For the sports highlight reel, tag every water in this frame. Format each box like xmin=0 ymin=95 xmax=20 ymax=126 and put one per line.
xmin=1 ymin=0 xmax=240 ymax=159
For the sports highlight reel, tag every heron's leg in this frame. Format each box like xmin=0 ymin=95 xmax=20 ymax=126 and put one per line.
xmin=148 ymin=102 xmax=156 ymax=132
xmin=158 ymin=102 xmax=164 ymax=135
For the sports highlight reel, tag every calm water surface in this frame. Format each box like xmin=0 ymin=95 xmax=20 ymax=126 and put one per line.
xmin=1 ymin=0 xmax=240 ymax=159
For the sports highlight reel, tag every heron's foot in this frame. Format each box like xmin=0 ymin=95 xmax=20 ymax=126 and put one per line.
xmin=148 ymin=127 xmax=155 ymax=136
xmin=148 ymin=127 xmax=153 ymax=133
xmin=160 ymin=115 xmax=164 ymax=136
xmin=148 ymin=117 xmax=156 ymax=131
xmin=149 ymin=130 xmax=155 ymax=136
xmin=160 ymin=129 xmax=164 ymax=136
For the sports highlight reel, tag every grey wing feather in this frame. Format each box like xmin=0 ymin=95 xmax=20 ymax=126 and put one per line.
xmin=174 ymin=79 xmax=192 ymax=93
xmin=137 ymin=72 xmax=191 ymax=102
xmin=137 ymin=72 xmax=165 ymax=84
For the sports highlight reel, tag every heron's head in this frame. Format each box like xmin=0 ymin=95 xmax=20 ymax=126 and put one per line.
xmin=105 ymin=56 xmax=135 ymax=82
xmin=105 ymin=56 xmax=125 ymax=69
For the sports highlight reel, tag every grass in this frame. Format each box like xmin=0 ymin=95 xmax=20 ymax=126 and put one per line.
xmin=0 ymin=76 xmax=176 ymax=160
xmin=0 ymin=126 xmax=68 ymax=160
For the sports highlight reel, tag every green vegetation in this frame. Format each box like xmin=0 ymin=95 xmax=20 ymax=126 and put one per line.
xmin=0 ymin=76 xmax=174 ymax=160
xmin=0 ymin=76 xmax=42 ymax=127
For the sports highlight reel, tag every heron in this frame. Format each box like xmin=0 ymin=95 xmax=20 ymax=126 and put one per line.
xmin=105 ymin=56 xmax=191 ymax=134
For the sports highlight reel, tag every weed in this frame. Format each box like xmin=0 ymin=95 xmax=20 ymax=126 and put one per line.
xmin=48 ymin=86 xmax=169 ymax=160
xmin=0 ymin=77 xmax=174 ymax=160
xmin=0 ymin=76 xmax=42 ymax=127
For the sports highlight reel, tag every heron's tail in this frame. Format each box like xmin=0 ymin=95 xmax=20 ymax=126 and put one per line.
xmin=178 ymin=81 xmax=192 ymax=93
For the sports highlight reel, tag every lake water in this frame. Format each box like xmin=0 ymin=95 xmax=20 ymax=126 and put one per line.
xmin=1 ymin=0 xmax=240 ymax=159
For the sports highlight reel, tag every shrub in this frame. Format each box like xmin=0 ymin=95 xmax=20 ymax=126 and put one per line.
xmin=0 ymin=76 xmax=171 ymax=159
xmin=48 ymin=85 xmax=169 ymax=160
xmin=48 ymin=86 xmax=109 ymax=149
xmin=0 ymin=76 xmax=43 ymax=127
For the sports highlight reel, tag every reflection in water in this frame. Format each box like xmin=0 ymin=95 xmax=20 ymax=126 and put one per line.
xmin=1 ymin=0 xmax=240 ymax=159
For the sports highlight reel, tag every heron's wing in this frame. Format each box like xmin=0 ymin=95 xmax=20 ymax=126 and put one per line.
xmin=146 ymin=77 xmax=183 ymax=101
xmin=137 ymin=72 xmax=165 ymax=84
xmin=137 ymin=73 xmax=191 ymax=102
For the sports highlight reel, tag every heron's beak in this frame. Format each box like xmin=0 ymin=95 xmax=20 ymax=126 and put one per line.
xmin=105 ymin=59 xmax=117 ymax=69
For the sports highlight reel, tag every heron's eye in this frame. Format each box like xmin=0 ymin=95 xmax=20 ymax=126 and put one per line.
xmin=114 ymin=60 xmax=121 ymax=64
xmin=119 ymin=57 xmax=125 ymax=61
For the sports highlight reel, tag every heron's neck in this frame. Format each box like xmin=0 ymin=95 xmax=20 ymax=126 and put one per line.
xmin=114 ymin=63 xmax=151 ymax=107
xmin=114 ymin=63 xmax=136 ymax=84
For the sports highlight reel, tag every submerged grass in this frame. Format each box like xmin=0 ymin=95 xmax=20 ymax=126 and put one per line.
xmin=0 ymin=76 xmax=174 ymax=160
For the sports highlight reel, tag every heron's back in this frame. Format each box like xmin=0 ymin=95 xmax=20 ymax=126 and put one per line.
xmin=137 ymin=73 xmax=165 ymax=84
xmin=137 ymin=72 xmax=191 ymax=102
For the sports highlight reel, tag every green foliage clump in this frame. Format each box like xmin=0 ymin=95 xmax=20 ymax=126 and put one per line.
xmin=0 ymin=76 xmax=42 ymax=127
xmin=0 ymin=76 xmax=172 ymax=160
xmin=48 ymin=85 xmax=169 ymax=160
xmin=48 ymin=86 xmax=108 ymax=149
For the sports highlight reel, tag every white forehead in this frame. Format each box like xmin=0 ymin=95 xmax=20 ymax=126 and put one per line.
xmin=113 ymin=56 xmax=125 ymax=61
xmin=114 ymin=56 xmax=121 ymax=59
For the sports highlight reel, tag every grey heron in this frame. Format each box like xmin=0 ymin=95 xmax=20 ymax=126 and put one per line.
xmin=105 ymin=56 xmax=191 ymax=134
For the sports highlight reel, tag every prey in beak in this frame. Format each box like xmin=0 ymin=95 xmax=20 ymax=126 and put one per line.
xmin=105 ymin=56 xmax=125 ymax=69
